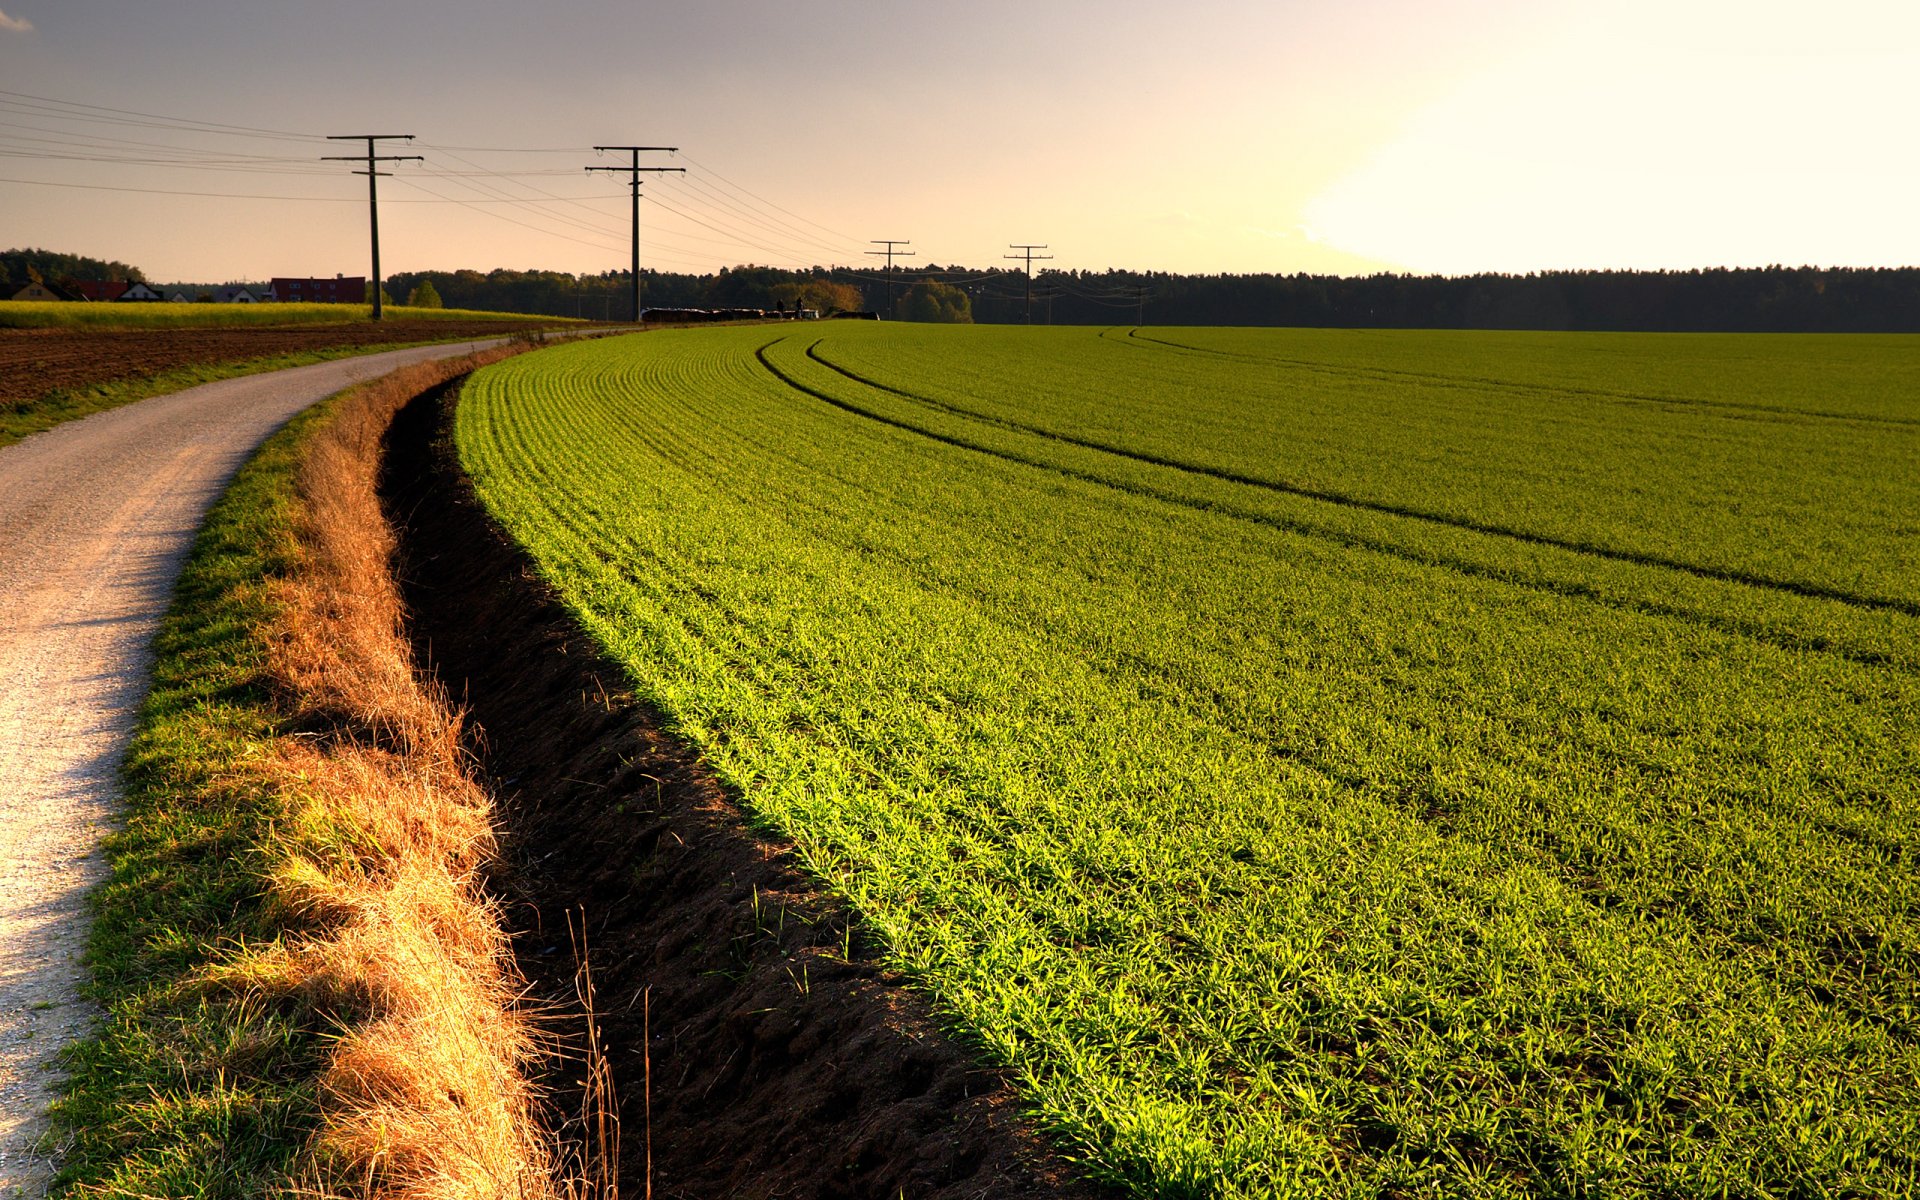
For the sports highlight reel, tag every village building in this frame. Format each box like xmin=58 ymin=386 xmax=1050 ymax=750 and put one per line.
xmin=268 ymin=275 xmax=367 ymax=304
xmin=7 ymin=281 xmax=67 ymax=301
xmin=60 ymin=280 xmax=166 ymax=302
xmin=68 ymin=280 xmax=129 ymax=302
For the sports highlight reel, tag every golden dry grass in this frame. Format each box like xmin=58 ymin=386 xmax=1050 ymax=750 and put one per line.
xmin=213 ymin=348 xmax=567 ymax=1200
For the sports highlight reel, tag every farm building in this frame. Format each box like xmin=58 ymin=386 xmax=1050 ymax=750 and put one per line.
xmin=268 ymin=275 xmax=367 ymax=304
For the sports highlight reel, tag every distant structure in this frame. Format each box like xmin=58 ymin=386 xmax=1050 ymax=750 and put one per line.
xmin=65 ymin=280 xmax=165 ymax=302
xmin=67 ymin=280 xmax=126 ymax=302
xmin=268 ymin=275 xmax=368 ymax=304
xmin=214 ymin=285 xmax=260 ymax=304
xmin=8 ymin=280 xmax=67 ymax=301
xmin=640 ymin=306 xmax=822 ymax=324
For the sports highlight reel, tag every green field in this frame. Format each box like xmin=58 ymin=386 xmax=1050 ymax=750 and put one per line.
xmin=0 ymin=299 xmax=564 ymax=329
xmin=456 ymin=324 xmax=1919 ymax=1196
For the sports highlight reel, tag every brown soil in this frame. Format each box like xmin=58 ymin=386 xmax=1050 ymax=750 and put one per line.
xmin=0 ymin=320 xmax=573 ymax=405
xmin=379 ymin=382 xmax=1112 ymax=1200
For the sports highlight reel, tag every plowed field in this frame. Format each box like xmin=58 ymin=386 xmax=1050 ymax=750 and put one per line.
xmin=0 ymin=319 xmax=565 ymax=405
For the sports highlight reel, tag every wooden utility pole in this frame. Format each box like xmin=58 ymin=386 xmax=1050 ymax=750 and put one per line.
xmin=866 ymin=240 xmax=915 ymax=318
xmin=1004 ymin=243 xmax=1053 ymax=325
xmin=323 ymin=134 xmax=422 ymax=321
xmin=586 ymin=146 xmax=684 ymax=322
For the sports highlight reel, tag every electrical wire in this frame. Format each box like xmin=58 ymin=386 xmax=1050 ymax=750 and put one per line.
xmin=0 ymin=175 xmax=354 ymax=201
xmin=674 ymin=152 xmax=861 ymax=246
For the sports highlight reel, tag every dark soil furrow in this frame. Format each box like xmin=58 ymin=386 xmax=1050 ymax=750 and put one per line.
xmin=378 ymin=380 xmax=1105 ymax=1200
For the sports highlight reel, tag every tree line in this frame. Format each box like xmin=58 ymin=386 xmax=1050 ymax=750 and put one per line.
xmin=2 ymin=247 xmax=146 ymax=287
xmin=12 ymin=245 xmax=1919 ymax=331
xmin=383 ymin=263 xmax=1920 ymax=331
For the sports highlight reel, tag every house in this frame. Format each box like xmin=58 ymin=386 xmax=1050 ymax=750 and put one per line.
xmin=69 ymin=280 xmax=131 ymax=302
xmin=167 ymin=291 xmax=191 ymax=303
xmin=215 ymin=285 xmax=259 ymax=304
xmin=8 ymin=281 xmax=66 ymax=301
xmin=119 ymin=282 xmax=164 ymax=302
xmin=269 ymin=275 xmax=367 ymax=305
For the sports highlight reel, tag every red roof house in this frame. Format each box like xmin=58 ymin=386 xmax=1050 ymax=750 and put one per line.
xmin=68 ymin=280 xmax=132 ymax=302
xmin=269 ymin=275 xmax=367 ymax=304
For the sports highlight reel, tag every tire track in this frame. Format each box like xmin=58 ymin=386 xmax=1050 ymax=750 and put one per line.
xmin=749 ymin=339 xmax=1911 ymax=673
xmin=801 ymin=339 xmax=1920 ymax=618
xmin=1119 ymin=327 xmax=1920 ymax=428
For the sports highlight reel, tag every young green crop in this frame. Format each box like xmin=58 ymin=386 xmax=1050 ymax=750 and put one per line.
xmin=457 ymin=324 xmax=1920 ymax=1198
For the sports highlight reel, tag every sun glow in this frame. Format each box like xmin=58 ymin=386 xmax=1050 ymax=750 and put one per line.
xmin=1304 ymin=0 xmax=1920 ymax=273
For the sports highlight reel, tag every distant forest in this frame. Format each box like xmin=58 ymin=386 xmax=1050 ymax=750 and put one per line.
xmin=10 ymin=245 xmax=1918 ymax=330
xmin=1 ymin=247 xmax=146 ymax=286
xmin=385 ymin=263 xmax=1920 ymax=332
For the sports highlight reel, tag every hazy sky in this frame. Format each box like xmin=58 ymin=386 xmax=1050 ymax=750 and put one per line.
xmin=0 ymin=0 xmax=1914 ymax=281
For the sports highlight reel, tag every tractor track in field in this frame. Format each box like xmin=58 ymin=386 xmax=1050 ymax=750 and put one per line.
xmin=793 ymin=338 xmax=1920 ymax=619
xmin=1101 ymin=326 xmax=1920 ymax=428
xmin=750 ymin=339 xmax=1914 ymax=672
xmin=380 ymin=380 xmax=1111 ymax=1200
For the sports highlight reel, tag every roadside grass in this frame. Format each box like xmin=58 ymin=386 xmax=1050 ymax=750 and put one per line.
xmin=53 ymin=349 xmax=557 ymax=1200
xmin=0 ymin=300 xmax=577 ymax=329
xmin=51 ymin=397 xmax=326 ymax=1194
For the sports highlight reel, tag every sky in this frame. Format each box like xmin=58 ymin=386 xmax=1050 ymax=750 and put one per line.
xmin=0 ymin=0 xmax=1915 ymax=282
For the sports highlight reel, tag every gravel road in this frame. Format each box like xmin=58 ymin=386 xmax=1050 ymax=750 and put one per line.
xmin=0 ymin=339 xmax=520 ymax=1193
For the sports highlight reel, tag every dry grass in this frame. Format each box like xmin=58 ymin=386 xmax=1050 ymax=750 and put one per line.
xmin=213 ymin=349 xmax=568 ymax=1200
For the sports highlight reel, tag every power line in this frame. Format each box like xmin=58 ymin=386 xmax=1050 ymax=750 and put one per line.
xmin=0 ymin=90 xmax=322 ymax=144
xmin=0 ymin=174 xmax=356 ymax=201
xmin=644 ymin=190 xmax=835 ymax=268
xmin=674 ymin=152 xmax=862 ymax=247
xmin=866 ymin=240 xmax=916 ymax=318
xmin=323 ymin=134 xmax=421 ymax=320
xmin=392 ymin=174 xmax=626 ymax=253
xmin=1004 ymin=243 xmax=1054 ymax=324
xmin=671 ymin=171 xmax=859 ymax=260
xmin=586 ymin=145 xmax=684 ymax=321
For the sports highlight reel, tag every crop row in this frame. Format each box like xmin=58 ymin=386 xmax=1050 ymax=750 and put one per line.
xmin=457 ymin=324 xmax=1918 ymax=1197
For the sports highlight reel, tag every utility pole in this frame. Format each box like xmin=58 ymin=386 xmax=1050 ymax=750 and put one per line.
xmin=865 ymin=240 xmax=914 ymax=319
xmin=586 ymin=146 xmax=684 ymax=323
xmin=1004 ymin=243 xmax=1053 ymax=325
xmin=1137 ymin=284 xmax=1148 ymax=326
xmin=323 ymin=134 xmax=421 ymax=321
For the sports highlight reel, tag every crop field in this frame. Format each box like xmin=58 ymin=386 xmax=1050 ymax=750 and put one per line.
xmin=455 ymin=324 xmax=1919 ymax=1196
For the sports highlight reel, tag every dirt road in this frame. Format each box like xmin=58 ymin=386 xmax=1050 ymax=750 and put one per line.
xmin=0 ymin=339 xmax=522 ymax=1193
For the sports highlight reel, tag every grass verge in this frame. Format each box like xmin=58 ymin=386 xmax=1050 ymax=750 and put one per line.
xmin=53 ymin=347 xmax=559 ymax=1200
